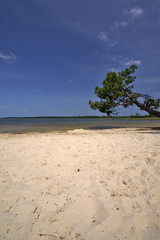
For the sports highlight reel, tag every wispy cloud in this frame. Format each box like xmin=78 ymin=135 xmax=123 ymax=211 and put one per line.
xmin=114 ymin=21 xmax=128 ymax=28
xmin=110 ymin=40 xmax=119 ymax=47
xmin=0 ymin=52 xmax=16 ymax=63
xmin=110 ymin=68 xmax=120 ymax=73
xmin=124 ymin=59 xmax=142 ymax=66
xmin=0 ymin=106 xmax=6 ymax=109
xmin=111 ymin=56 xmax=142 ymax=66
xmin=7 ymin=1 xmax=114 ymax=40
xmin=113 ymin=6 xmax=144 ymax=30
xmin=127 ymin=7 xmax=144 ymax=19
xmin=0 ymin=71 xmax=41 ymax=83
xmin=97 ymin=32 xmax=109 ymax=41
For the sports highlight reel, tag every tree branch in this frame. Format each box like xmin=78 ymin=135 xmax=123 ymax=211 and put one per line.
xmin=123 ymin=90 xmax=160 ymax=117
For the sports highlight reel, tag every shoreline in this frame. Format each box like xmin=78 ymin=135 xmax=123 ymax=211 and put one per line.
xmin=0 ymin=125 xmax=160 ymax=135
xmin=0 ymin=117 xmax=160 ymax=134
xmin=0 ymin=128 xmax=160 ymax=239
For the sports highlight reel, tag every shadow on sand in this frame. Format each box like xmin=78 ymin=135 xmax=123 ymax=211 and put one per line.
xmin=137 ymin=127 xmax=160 ymax=134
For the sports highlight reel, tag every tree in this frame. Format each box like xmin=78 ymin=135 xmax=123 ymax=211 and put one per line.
xmin=89 ymin=65 xmax=160 ymax=117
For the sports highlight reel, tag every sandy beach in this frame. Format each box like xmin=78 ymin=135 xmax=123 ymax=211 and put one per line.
xmin=0 ymin=128 xmax=160 ymax=240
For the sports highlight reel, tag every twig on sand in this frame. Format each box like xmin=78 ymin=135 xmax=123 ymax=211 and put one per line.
xmin=38 ymin=233 xmax=57 ymax=238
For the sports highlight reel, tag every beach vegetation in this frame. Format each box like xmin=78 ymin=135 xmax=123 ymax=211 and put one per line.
xmin=89 ymin=65 xmax=160 ymax=117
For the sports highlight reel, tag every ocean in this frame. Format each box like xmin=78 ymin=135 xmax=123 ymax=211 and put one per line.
xmin=0 ymin=117 xmax=160 ymax=133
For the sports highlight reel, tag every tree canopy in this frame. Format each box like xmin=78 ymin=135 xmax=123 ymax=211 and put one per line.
xmin=89 ymin=65 xmax=160 ymax=118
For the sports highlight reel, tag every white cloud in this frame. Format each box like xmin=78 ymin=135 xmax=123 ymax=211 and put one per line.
xmin=115 ymin=21 xmax=128 ymax=28
xmin=110 ymin=40 xmax=119 ymax=47
xmin=110 ymin=68 xmax=119 ymax=73
xmin=0 ymin=106 xmax=6 ymax=109
xmin=124 ymin=59 xmax=142 ymax=66
xmin=97 ymin=32 xmax=109 ymax=41
xmin=113 ymin=7 xmax=144 ymax=30
xmin=22 ymin=109 xmax=27 ymax=112
xmin=112 ymin=56 xmax=142 ymax=66
xmin=126 ymin=7 xmax=144 ymax=18
xmin=0 ymin=52 xmax=16 ymax=63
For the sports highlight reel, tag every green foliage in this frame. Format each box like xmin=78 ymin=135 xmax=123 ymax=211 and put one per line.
xmin=89 ymin=65 xmax=160 ymax=117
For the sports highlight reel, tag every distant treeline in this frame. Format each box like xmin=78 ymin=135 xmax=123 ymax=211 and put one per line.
xmin=107 ymin=114 xmax=159 ymax=119
xmin=2 ymin=116 xmax=102 ymax=119
xmin=1 ymin=114 xmax=159 ymax=120
xmin=129 ymin=114 xmax=157 ymax=119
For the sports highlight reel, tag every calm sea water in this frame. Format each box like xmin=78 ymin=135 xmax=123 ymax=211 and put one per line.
xmin=0 ymin=118 xmax=160 ymax=133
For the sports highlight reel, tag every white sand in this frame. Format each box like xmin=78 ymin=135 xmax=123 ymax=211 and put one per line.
xmin=0 ymin=128 xmax=160 ymax=240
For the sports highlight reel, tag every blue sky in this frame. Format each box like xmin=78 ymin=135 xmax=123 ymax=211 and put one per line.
xmin=0 ymin=0 xmax=160 ymax=117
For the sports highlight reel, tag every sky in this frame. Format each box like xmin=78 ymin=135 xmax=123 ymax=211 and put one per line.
xmin=0 ymin=0 xmax=160 ymax=117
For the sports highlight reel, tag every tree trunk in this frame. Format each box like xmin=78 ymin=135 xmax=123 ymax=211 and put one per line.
xmin=133 ymin=100 xmax=160 ymax=118
xmin=124 ymin=90 xmax=160 ymax=118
